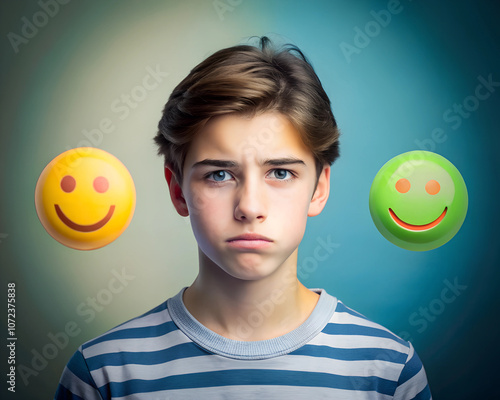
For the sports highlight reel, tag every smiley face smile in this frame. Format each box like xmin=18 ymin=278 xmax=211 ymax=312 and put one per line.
xmin=54 ymin=204 xmax=116 ymax=232
xmin=389 ymin=207 xmax=447 ymax=231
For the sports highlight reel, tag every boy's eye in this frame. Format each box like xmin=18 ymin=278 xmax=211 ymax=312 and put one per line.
xmin=207 ymin=170 xmax=231 ymax=182
xmin=205 ymin=169 xmax=294 ymax=182
xmin=270 ymin=169 xmax=292 ymax=180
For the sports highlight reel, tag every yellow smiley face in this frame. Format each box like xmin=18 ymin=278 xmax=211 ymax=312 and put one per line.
xmin=35 ymin=147 xmax=136 ymax=250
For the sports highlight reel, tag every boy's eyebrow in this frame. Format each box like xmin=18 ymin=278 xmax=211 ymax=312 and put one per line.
xmin=191 ymin=157 xmax=306 ymax=169
xmin=191 ymin=159 xmax=238 ymax=169
xmin=262 ymin=157 xmax=306 ymax=167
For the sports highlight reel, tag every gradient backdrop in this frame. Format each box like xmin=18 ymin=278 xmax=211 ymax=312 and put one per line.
xmin=1 ymin=1 xmax=499 ymax=398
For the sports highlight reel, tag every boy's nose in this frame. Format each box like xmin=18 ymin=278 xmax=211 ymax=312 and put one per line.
xmin=234 ymin=178 xmax=267 ymax=222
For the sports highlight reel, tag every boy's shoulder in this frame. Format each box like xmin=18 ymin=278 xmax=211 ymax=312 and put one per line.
xmin=79 ymin=295 xmax=181 ymax=356
xmin=329 ymin=297 xmax=409 ymax=344
xmin=322 ymin=296 xmax=413 ymax=362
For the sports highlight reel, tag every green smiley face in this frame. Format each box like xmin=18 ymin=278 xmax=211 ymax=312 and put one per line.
xmin=369 ymin=151 xmax=468 ymax=251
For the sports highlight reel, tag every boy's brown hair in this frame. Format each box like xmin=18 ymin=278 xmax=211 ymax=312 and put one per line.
xmin=154 ymin=36 xmax=340 ymax=185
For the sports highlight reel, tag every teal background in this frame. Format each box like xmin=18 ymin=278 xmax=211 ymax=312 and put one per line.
xmin=1 ymin=0 xmax=499 ymax=398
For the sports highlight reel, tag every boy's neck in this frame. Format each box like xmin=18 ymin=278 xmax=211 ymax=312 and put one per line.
xmin=182 ymin=248 xmax=319 ymax=341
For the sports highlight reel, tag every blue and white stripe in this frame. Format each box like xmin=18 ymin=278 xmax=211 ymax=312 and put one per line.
xmin=55 ymin=288 xmax=432 ymax=399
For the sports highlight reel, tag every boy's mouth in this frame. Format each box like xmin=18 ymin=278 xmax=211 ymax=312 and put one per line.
xmin=226 ymin=233 xmax=273 ymax=250
xmin=227 ymin=233 xmax=273 ymax=242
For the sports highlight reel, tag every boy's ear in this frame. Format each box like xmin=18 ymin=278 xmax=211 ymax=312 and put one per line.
xmin=164 ymin=166 xmax=189 ymax=217
xmin=307 ymin=166 xmax=330 ymax=217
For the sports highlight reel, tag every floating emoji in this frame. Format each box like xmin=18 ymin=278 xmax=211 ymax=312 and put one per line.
xmin=369 ymin=151 xmax=468 ymax=251
xmin=35 ymin=147 xmax=136 ymax=250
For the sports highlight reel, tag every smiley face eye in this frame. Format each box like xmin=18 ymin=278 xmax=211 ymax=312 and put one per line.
xmin=61 ymin=175 xmax=76 ymax=193
xmin=425 ymin=179 xmax=440 ymax=195
xmin=93 ymin=176 xmax=109 ymax=193
xmin=395 ymin=178 xmax=410 ymax=193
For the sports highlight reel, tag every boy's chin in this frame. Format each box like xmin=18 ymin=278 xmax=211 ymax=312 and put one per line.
xmin=199 ymin=247 xmax=295 ymax=282
xmin=224 ymin=268 xmax=273 ymax=282
xmin=220 ymin=257 xmax=289 ymax=282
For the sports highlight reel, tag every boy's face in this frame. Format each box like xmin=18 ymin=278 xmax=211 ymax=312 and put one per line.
xmin=169 ymin=112 xmax=330 ymax=281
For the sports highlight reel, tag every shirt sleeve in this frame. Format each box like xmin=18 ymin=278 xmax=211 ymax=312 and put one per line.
xmin=54 ymin=347 xmax=103 ymax=400
xmin=392 ymin=342 xmax=432 ymax=400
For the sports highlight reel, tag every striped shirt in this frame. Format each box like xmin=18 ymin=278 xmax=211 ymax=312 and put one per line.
xmin=55 ymin=288 xmax=432 ymax=399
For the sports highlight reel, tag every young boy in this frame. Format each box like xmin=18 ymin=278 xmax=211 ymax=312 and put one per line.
xmin=55 ymin=37 xmax=432 ymax=399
